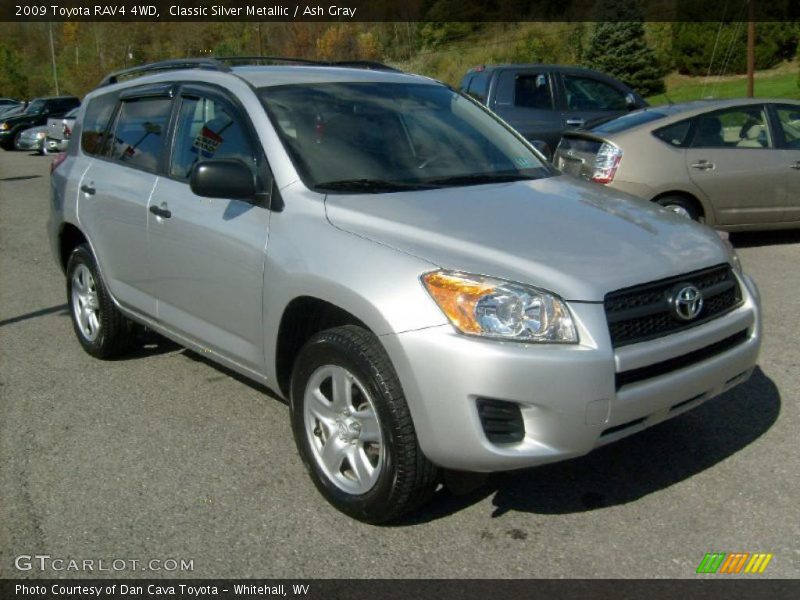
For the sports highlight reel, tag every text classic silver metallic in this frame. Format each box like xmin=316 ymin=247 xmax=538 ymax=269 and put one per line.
xmin=49 ymin=59 xmax=761 ymax=522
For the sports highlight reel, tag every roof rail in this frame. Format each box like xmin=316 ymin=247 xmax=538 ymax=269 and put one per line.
xmin=98 ymin=58 xmax=229 ymax=87
xmin=217 ymin=56 xmax=400 ymax=72
xmin=96 ymin=56 xmax=402 ymax=88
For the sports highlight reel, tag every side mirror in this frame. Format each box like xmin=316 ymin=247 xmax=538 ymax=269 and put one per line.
xmin=189 ymin=159 xmax=256 ymax=200
xmin=625 ymin=93 xmax=638 ymax=110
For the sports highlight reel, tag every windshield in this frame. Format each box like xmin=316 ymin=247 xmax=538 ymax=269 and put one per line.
xmin=259 ymin=82 xmax=552 ymax=193
xmin=590 ymin=109 xmax=668 ymax=135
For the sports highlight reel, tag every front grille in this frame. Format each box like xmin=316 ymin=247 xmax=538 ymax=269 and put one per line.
xmin=615 ymin=329 xmax=749 ymax=389
xmin=605 ymin=264 xmax=742 ymax=347
xmin=476 ymin=398 xmax=524 ymax=444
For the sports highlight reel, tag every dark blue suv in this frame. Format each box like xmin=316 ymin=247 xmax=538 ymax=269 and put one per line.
xmin=460 ymin=64 xmax=647 ymax=157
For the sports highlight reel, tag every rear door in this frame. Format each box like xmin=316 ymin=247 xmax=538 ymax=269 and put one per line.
xmin=147 ymin=86 xmax=271 ymax=372
xmin=684 ymin=104 xmax=785 ymax=225
xmin=78 ymin=87 xmax=173 ymax=315
xmin=489 ymin=68 xmax=561 ymax=150
xmin=771 ymin=103 xmax=800 ymax=223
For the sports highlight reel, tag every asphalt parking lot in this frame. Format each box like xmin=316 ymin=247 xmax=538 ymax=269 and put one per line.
xmin=0 ymin=149 xmax=798 ymax=579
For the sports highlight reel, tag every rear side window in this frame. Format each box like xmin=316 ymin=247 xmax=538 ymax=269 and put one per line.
xmin=689 ymin=106 xmax=770 ymax=149
xmin=81 ymin=93 xmax=119 ymax=156
xmin=170 ymin=96 xmax=256 ymax=180
xmin=653 ymin=120 xmax=692 ymax=147
xmin=514 ymin=74 xmax=553 ymax=110
xmin=108 ymin=97 xmax=172 ymax=172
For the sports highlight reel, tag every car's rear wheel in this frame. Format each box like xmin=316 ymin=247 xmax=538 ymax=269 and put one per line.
xmin=66 ymin=244 xmax=136 ymax=358
xmin=656 ymin=196 xmax=701 ymax=221
xmin=290 ymin=325 xmax=439 ymax=523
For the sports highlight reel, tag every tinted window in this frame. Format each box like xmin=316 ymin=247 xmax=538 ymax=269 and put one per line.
xmin=514 ymin=74 xmax=553 ymax=110
xmin=690 ymin=106 xmax=770 ymax=149
xmin=24 ymin=99 xmax=46 ymax=115
xmin=774 ymin=105 xmax=800 ymax=149
xmin=592 ymin=110 xmax=667 ymax=134
xmin=81 ymin=92 xmax=119 ymax=156
xmin=108 ymin=97 xmax=171 ymax=171
xmin=170 ymin=96 xmax=256 ymax=180
xmin=653 ymin=120 xmax=692 ymax=147
xmin=564 ymin=75 xmax=627 ymax=111
xmin=465 ymin=71 xmax=489 ymax=103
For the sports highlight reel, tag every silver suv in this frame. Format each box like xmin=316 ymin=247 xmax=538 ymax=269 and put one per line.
xmin=49 ymin=58 xmax=762 ymax=523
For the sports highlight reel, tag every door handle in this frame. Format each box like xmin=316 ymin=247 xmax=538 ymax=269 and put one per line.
xmin=691 ymin=161 xmax=715 ymax=170
xmin=565 ymin=118 xmax=585 ymax=127
xmin=149 ymin=205 xmax=172 ymax=219
xmin=790 ymin=161 xmax=800 ymax=170
xmin=80 ymin=184 xmax=96 ymax=195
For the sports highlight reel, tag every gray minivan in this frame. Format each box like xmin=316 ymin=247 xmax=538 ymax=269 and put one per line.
xmin=460 ymin=64 xmax=647 ymax=156
xmin=50 ymin=58 xmax=759 ymax=522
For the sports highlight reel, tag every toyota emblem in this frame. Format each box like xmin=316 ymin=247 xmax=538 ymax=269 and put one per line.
xmin=670 ymin=284 xmax=704 ymax=321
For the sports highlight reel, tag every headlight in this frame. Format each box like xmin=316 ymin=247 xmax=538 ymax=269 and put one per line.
xmin=422 ymin=271 xmax=578 ymax=343
xmin=0 ymin=122 xmax=8 ymax=131
xmin=36 ymin=131 xmax=46 ymax=139
xmin=722 ymin=237 xmax=743 ymax=275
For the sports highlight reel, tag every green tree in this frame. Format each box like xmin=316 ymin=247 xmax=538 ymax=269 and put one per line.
xmin=0 ymin=43 xmax=29 ymax=98
xmin=582 ymin=2 xmax=666 ymax=96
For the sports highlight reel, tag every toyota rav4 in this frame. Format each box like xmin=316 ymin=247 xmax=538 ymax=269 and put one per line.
xmin=49 ymin=58 xmax=761 ymax=523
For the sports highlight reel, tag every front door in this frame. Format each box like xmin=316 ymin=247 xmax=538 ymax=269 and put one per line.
xmin=147 ymin=89 xmax=271 ymax=373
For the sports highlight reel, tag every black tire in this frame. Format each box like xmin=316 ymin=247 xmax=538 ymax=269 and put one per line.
xmin=290 ymin=325 xmax=439 ymax=523
xmin=66 ymin=244 xmax=136 ymax=359
xmin=655 ymin=195 xmax=701 ymax=221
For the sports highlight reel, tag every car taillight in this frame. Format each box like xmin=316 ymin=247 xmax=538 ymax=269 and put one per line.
xmin=51 ymin=152 xmax=67 ymax=174
xmin=63 ymin=123 xmax=72 ymax=139
xmin=591 ymin=142 xmax=622 ymax=184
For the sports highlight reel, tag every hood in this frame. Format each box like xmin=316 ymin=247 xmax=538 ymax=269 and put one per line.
xmin=324 ymin=175 xmax=731 ymax=302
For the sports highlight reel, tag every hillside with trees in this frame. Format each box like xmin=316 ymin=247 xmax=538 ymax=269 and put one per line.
xmin=0 ymin=20 xmax=797 ymax=101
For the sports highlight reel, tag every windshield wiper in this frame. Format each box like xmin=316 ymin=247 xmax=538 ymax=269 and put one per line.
xmin=423 ymin=172 xmax=540 ymax=187
xmin=313 ymin=179 xmax=432 ymax=193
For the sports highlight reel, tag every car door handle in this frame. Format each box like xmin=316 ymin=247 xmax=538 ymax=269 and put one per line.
xmin=565 ymin=118 xmax=585 ymax=127
xmin=691 ymin=161 xmax=715 ymax=170
xmin=790 ymin=161 xmax=800 ymax=170
xmin=149 ymin=205 xmax=172 ymax=219
xmin=80 ymin=184 xmax=95 ymax=195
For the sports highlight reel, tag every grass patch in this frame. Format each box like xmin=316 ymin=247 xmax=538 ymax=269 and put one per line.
xmin=648 ymin=64 xmax=800 ymax=105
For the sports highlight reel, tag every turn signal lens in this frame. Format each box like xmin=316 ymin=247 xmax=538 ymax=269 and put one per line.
xmin=591 ymin=142 xmax=622 ymax=184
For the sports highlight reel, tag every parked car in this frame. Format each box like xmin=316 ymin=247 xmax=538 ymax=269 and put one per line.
xmin=553 ymin=98 xmax=800 ymax=230
xmin=44 ymin=106 xmax=80 ymax=154
xmin=459 ymin=64 xmax=647 ymax=157
xmin=0 ymin=98 xmax=22 ymax=113
xmin=0 ymin=103 xmax=24 ymax=118
xmin=15 ymin=124 xmax=48 ymax=152
xmin=0 ymin=95 xmax=80 ymax=150
xmin=50 ymin=58 xmax=760 ymax=522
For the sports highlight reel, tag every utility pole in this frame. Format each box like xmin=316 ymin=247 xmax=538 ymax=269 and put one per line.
xmin=48 ymin=22 xmax=60 ymax=96
xmin=746 ymin=0 xmax=755 ymax=97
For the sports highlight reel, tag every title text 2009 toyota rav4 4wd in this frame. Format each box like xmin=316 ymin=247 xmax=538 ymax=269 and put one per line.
xmin=49 ymin=58 xmax=761 ymax=523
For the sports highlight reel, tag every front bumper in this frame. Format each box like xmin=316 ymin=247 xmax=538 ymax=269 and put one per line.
xmin=382 ymin=274 xmax=761 ymax=472
xmin=16 ymin=136 xmax=43 ymax=151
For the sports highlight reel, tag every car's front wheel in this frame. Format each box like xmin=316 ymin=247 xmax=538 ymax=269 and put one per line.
xmin=66 ymin=244 xmax=136 ymax=358
xmin=290 ymin=325 xmax=439 ymax=523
